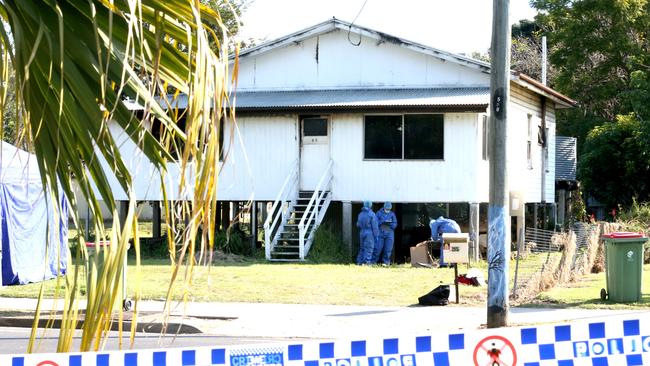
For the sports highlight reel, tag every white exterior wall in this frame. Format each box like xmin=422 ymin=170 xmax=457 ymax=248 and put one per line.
xmin=546 ymin=107 xmax=557 ymax=202
xmin=237 ymin=30 xmax=489 ymax=90
xmin=507 ymin=84 xmax=556 ymax=204
xmin=102 ymin=101 xmax=556 ymax=206
xmin=331 ymin=113 xmax=483 ymax=202
xmin=218 ymin=115 xmax=298 ymax=200
xmin=475 ymin=113 xmax=491 ymax=202
xmin=96 ymin=116 xmax=299 ymax=203
xmin=95 ymin=122 xmax=192 ymax=202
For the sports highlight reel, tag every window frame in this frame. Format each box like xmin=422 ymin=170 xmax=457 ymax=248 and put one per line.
xmin=482 ymin=115 xmax=489 ymax=161
xmin=363 ymin=113 xmax=445 ymax=161
xmin=526 ymin=114 xmax=533 ymax=170
xmin=301 ymin=115 xmax=330 ymax=145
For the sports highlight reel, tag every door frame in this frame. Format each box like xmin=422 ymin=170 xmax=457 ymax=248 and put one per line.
xmin=299 ymin=115 xmax=331 ymax=190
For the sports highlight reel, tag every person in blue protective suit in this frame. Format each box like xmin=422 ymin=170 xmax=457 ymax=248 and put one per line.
xmin=372 ymin=202 xmax=398 ymax=265
xmin=356 ymin=201 xmax=379 ymax=265
xmin=429 ymin=216 xmax=461 ymax=266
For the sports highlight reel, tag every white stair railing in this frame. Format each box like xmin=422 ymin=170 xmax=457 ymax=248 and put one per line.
xmin=264 ymin=159 xmax=299 ymax=260
xmin=298 ymin=160 xmax=333 ymax=260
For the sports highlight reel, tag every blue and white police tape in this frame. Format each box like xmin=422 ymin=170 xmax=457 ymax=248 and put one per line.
xmin=3 ymin=313 xmax=649 ymax=366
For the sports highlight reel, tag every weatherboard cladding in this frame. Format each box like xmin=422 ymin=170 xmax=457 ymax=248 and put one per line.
xmin=555 ymin=136 xmax=577 ymax=181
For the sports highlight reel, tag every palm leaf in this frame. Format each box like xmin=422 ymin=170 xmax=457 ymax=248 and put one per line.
xmin=0 ymin=0 xmax=234 ymax=352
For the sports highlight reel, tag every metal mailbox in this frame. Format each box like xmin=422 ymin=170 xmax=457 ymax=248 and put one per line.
xmin=442 ymin=233 xmax=469 ymax=264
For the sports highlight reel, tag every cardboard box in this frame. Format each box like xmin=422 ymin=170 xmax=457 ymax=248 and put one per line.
xmin=410 ymin=241 xmax=433 ymax=267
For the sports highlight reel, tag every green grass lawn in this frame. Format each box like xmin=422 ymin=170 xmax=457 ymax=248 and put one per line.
xmin=533 ymin=265 xmax=650 ymax=309
xmin=2 ymin=255 xmax=649 ymax=309
xmin=0 ymin=258 xmax=486 ymax=306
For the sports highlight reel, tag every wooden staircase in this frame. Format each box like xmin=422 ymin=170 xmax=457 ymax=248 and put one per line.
xmin=269 ymin=190 xmax=330 ymax=261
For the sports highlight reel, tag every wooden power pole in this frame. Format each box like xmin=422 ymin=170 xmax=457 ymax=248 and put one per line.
xmin=487 ymin=0 xmax=511 ymax=328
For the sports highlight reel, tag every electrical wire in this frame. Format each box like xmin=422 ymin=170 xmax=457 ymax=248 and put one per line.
xmin=347 ymin=0 xmax=369 ymax=46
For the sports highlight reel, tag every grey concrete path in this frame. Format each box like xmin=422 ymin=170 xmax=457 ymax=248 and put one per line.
xmin=0 ymin=297 xmax=647 ymax=340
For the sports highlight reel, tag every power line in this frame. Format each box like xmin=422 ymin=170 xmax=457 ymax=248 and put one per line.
xmin=347 ymin=0 xmax=369 ymax=46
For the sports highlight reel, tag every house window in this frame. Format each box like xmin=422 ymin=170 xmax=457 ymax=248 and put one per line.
xmin=482 ymin=115 xmax=489 ymax=161
xmin=404 ymin=114 xmax=444 ymax=159
xmin=364 ymin=115 xmax=402 ymax=159
xmin=364 ymin=114 xmax=444 ymax=160
xmin=218 ymin=115 xmax=225 ymax=161
xmin=527 ymin=114 xmax=533 ymax=169
xmin=303 ymin=117 xmax=328 ymax=136
xmin=538 ymin=125 xmax=547 ymax=147
xmin=302 ymin=116 xmax=329 ymax=144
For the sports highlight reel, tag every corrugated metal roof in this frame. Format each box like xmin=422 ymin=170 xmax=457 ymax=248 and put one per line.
xmin=232 ymin=88 xmax=489 ymax=111
xmin=555 ymin=136 xmax=577 ymax=181
xmin=127 ymin=88 xmax=489 ymax=112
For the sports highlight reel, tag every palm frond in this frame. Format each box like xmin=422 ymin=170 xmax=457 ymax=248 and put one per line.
xmin=0 ymin=0 xmax=235 ymax=352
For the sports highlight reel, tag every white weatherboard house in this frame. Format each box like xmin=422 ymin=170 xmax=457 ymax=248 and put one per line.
xmin=109 ymin=19 xmax=575 ymax=262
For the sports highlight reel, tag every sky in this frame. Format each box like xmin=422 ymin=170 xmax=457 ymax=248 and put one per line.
xmin=238 ymin=0 xmax=538 ymax=55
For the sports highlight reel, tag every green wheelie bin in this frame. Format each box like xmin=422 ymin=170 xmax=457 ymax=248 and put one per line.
xmin=85 ymin=241 xmax=132 ymax=311
xmin=600 ymin=232 xmax=647 ymax=302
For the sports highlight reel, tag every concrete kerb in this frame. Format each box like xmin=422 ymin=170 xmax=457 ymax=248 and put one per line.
xmin=0 ymin=309 xmax=210 ymax=334
xmin=0 ymin=297 xmax=647 ymax=339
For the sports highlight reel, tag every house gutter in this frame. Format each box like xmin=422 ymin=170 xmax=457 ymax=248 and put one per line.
xmin=232 ymin=104 xmax=489 ymax=115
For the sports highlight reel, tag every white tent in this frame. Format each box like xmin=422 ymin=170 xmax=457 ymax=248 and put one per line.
xmin=0 ymin=141 xmax=41 ymax=184
xmin=0 ymin=142 xmax=68 ymax=285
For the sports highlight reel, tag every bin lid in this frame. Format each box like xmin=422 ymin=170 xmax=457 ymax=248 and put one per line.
xmin=602 ymin=232 xmax=646 ymax=239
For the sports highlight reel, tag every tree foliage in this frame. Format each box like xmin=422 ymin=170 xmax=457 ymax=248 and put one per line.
xmin=509 ymin=19 xmax=554 ymax=83
xmin=532 ymin=0 xmax=650 ymax=209
xmin=578 ymin=115 xmax=650 ymax=208
xmin=474 ymin=19 xmax=558 ymax=84
xmin=532 ymin=0 xmax=650 ymax=120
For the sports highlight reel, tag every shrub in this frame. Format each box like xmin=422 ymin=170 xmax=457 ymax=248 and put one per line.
xmin=216 ymin=228 xmax=250 ymax=256
xmin=307 ymin=226 xmax=349 ymax=263
xmin=616 ymin=200 xmax=650 ymax=263
xmin=617 ymin=199 xmax=650 ymax=231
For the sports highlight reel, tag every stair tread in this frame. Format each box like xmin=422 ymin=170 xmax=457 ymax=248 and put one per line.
xmin=266 ymin=192 xmax=331 ymax=262
xmin=269 ymin=259 xmax=304 ymax=262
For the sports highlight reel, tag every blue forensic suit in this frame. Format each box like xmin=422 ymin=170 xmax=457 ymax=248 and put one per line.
xmin=372 ymin=209 xmax=398 ymax=264
xmin=429 ymin=216 xmax=461 ymax=266
xmin=356 ymin=207 xmax=379 ymax=265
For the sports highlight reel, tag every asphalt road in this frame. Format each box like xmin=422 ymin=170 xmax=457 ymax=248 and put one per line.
xmin=0 ymin=327 xmax=306 ymax=355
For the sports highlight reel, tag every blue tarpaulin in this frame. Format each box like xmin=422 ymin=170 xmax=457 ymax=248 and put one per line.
xmin=1 ymin=142 xmax=68 ymax=285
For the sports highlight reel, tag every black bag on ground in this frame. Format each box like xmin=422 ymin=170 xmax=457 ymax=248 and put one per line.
xmin=418 ymin=285 xmax=450 ymax=306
